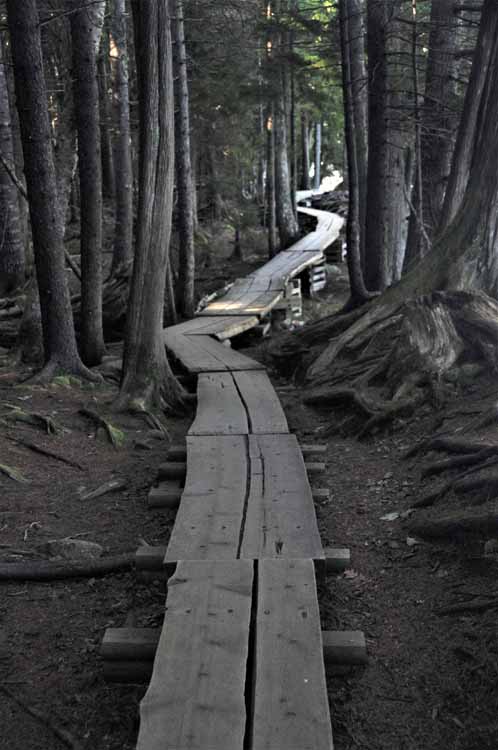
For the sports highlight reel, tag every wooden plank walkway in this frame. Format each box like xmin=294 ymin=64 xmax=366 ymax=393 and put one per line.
xmin=137 ymin=561 xmax=253 ymax=750
xmin=189 ymin=371 xmax=288 ymax=436
xmin=252 ymin=559 xmax=334 ymax=750
xmin=135 ymin=202 xmax=344 ymax=750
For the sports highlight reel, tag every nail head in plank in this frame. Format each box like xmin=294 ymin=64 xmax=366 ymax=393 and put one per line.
xmin=165 ymin=436 xmax=248 ymax=562
xmin=252 ymin=559 xmax=333 ymax=750
xmin=136 ymin=560 xmax=254 ymax=750
xmin=189 ymin=373 xmax=249 ymax=436
xmin=322 ymin=631 xmax=368 ymax=666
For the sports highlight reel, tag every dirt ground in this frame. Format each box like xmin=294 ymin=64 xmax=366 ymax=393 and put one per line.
xmin=1 ymin=249 xmax=498 ymax=750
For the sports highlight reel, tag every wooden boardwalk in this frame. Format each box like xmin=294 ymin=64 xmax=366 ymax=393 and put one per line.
xmin=135 ymin=205 xmax=344 ymax=749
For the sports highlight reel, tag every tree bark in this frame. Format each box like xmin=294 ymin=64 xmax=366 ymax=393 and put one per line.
xmin=0 ymin=35 xmax=25 ymax=296
xmin=71 ymin=1 xmax=106 ymax=366
xmin=98 ymin=24 xmax=116 ymax=201
xmin=111 ymin=0 xmax=134 ymax=273
xmin=299 ymin=111 xmax=311 ymax=191
xmin=7 ymin=0 xmax=93 ymax=380
xmin=173 ymin=0 xmax=195 ymax=318
xmin=339 ymin=0 xmax=369 ymax=304
xmin=439 ymin=0 xmax=497 ymax=230
xmin=313 ymin=121 xmax=322 ymax=191
xmin=365 ymin=0 xmax=406 ymax=291
xmin=118 ymin=0 xmax=184 ymax=411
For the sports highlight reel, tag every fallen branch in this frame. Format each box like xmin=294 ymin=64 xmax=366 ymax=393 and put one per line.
xmin=80 ymin=478 xmax=126 ymax=501
xmin=0 ymin=685 xmax=83 ymax=750
xmin=435 ymin=598 xmax=498 ymax=615
xmin=0 ymin=552 xmax=134 ymax=581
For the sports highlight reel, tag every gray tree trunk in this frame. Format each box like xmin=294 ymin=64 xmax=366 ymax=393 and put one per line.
xmin=98 ymin=25 xmax=116 ymax=201
xmin=71 ymin=1 xmax=106 ymax=366
xmin=0 ymin=35 xmax=25 ymax=296
xmin=7 ymin=0 xmax=91 ymax=379
xmin=300 ymin=111 xmax=311 ymax=191
xmin=313 ymin=121 xmax=321 ymax=191
xmin=173 ymin=0 xmax=195 ymax=318
xmin=119 ymin=0 xmax=183 ymax=410
xmin=111 ymin=0 xmax=133 ymax=273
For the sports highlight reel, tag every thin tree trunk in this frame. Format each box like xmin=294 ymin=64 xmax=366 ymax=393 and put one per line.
xmin=365 ymin=0 xmax=406 ymax=291
xmin=314 ymin=121 xmax=321 ymax=190
xmin=439 ymin=0 xmax=496 ymax=230
xmin=266 ymin=109 xmax=277 ymax=257
xmin=7 ymin=0 xmax=92 ymax=379
xmin=300 ymin=111 xmax=311 ymax=191
xmin=71 ymin=1 xmax=106 ymax=366
xmin=118 ymin=0 xmax=183 ymax=410
xmin=111 ymin=0 xmax=133 ymax=273
xmin=0 ymin=35 xmax=24 ymax=296
xmin=98 ymin=24 xmax=116 ymax=201
xmin=339 ymin=0 xmax=369 ymax=305
xmin=347 ymin=0 xmax=368 ymax=265
xmin=173 ymin=0 xmax=195 ymax=318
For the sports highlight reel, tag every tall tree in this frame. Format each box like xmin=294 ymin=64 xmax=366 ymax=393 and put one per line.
xmin=173 ymin=0 xmax=196 ymax=318
xmin=0 ymin=35 xmax=25 ymax=296
xmin=7 ymin=0 xmax=94 ymax=379
xmin=299 ymin=111 xmax=311 ymax=191
xmin=272 ymin=0 xmax=299 ymax=248
xmin=118 ymin=0 xmax=183 ymax=410
xmin=71 ymin=0 xmax=106 ymax=366
xmin=111 ymin=0 xmax=133 ymax=273
xmin=339 ymin=0 xmax=369 ymax=305
xmin=364 ymin=0 xmax=407 ymax=290
xmin=98 ymin=23 xmax=116 ymax=201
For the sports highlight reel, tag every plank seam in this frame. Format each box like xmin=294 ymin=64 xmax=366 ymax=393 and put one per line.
xmin=232 ymin=372 xmax=253 ymax=434
xmin=236 ymin=435 xmax=252 ymax=560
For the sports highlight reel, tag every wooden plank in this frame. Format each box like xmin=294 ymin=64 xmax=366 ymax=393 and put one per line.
xmin=189 ymin=372 xmax=249 ymax=436
xmin=167 ymin=315 xmax=259 ymax=341
xmin=251 ymin=559 xmax=333 ymax=750
xmin=200 ymin=290 xmax=283 ymax=318
xmin=164 ymin=331 xmax=263 ymax=373
xmin=232 ymin=371 xmax=288 ymax=434
xmin=165 ymin=436 xmax=248 ymax=562
xmin=240 ymin=434 xmax=324 ymax=560
xmin=137 ymin=560 xmax=253 ymax=750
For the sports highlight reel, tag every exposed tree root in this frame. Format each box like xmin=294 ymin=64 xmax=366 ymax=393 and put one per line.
xmin=408 ymin=508 xmax=498 ymax=540
xmin=421 ymin=448 xmax=498 ymax=478
xmin=0 ymin=686 xmax=83 ymax=750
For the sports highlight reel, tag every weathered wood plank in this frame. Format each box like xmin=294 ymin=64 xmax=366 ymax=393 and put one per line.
xmin=165 ymin=436 xmax=248 ymax=562
xmin=232 ymin=371 xmax=288 ymax=434
xmin=164 ymin=331 xmax=264 ymax=373
xmin=137 ymin=560 xmax=253 ymax=750
xmin=240 ymin=434 xmax=324 ymax=560
xmin=251 ymin=559 xmax=333 ymax=750
xmin=189 ymin=373 xmax=249 ymax=436
xmin=200 ymin=290 xmax=283 ymax=318
xmin=166 ymin=315 xmax=259 ymax=340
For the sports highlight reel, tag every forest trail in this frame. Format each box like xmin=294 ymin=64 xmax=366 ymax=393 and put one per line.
xmin=133 ymin=204 xmax=346 ymax=750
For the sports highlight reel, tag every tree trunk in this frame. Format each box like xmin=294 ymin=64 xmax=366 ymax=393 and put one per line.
xmin=339 ymin=0 xmax=369 ymax=305
xmin=118 ymin=0 xmax=184 ymax=411
xmin=173 ymin=0 xmax=195 ymax=319
xmin=439 ymin=0 xmax=497 ymax=230
xmin=365 ymin=0 xmax=406 ymax=291
xmin=421 ymin=0 xmax=457 ymax=234
xmin=266 ymin=109 xmax=277 ymax=257
xmin=347 ymin=0 xmax=368 ymax=266
xmin=313 ymin=121 xmax=321 ymax=190
xmin=111 ymin=0 xmax=134 ymax=273
xmin=71 ymin=1 xmax=106 ymax=366
xmin=300 ymin=111 xmax=311 ymax=191
xmin=0 ymin=35 xmax=25 ymax=296
xmin=7 ymin=0 xmax=93 ymax=380
xmin=98 ymin=25 xmax=116 ymax=201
